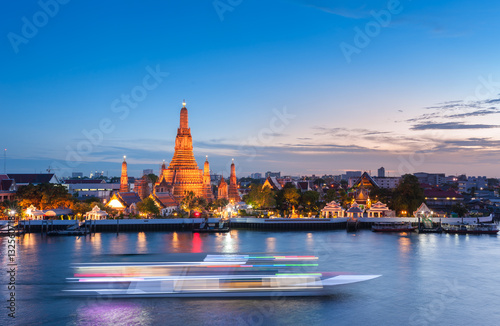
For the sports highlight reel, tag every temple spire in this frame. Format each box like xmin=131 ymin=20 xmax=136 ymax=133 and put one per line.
xmin=120 ymin=155 xmax=129 ymax=193
xmin=180 ymin=101 xmax=189 ymax=129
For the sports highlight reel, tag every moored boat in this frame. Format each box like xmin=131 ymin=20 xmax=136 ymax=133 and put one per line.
xmin=0 ymin=225 xmax=25 ymax=236
xmin=193 ymin=219 xmax=230 ymax=233
xmin=372 ymin=222 xmax=417 ymax=232
xmin=443 ymin=223 xmax=499 ymax=235
xmin=47 ymin=230 xmax=87 ymax=236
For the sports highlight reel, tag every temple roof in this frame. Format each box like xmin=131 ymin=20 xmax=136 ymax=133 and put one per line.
xmin=347 ymin=202 xmax=364 ymax=213
xmin=321 ymin=201 xmax=344 ymax=212
xmin=64 ymin=179 xmax=105 ymax=184
xmin=115 ymin=192 xmax=141 ymax=206
xmin=367 ymin=201 xmax=390 ymax=211
xmin=263 ymin=177 xmax=282 ymax=190
xmin=8 ymin=173 xmax=56 ymax=184
xmin=352 ymin=172 xmax=379 ymax=188
xmin=152 ymin=192 xmax=178 ymax=208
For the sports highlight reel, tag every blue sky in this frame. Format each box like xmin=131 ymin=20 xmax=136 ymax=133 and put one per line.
xmin=1 ymin=0 xmax=500 ymax=178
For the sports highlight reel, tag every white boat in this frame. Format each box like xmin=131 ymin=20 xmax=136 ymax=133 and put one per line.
xmin=64 ymin=254 xmax=380 ymax=297
xmin=0 ymin=224 xmax=24 ymax=236
xmin=443 ymin=223 xmax=499 ymax=235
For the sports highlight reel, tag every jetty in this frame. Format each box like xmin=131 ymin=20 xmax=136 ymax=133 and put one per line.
xmin=16 ymin=215 xmax=494 ymax=233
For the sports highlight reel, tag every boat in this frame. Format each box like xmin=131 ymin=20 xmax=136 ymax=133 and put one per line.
xmin=192 ymin=219 xmax=230 ymax=233
xmin=63 ymin=254 xmax=381 ymax=297
xmin=47 ymin=230 xmax=87 ymax=236
xmin=372 ymin=222 xmax=417 ymax=232
xmin=47 ymin=222 xmax=87 ymax=236
xmin=0 ymin=224 xmax=25 ymax=236
xmin=417 ymin=218 xmax=442 ymax=233
xmin=442 ymin=222 xmax=499 ymax=235
xmin=417 ymin=226 xmax=442 ymax=234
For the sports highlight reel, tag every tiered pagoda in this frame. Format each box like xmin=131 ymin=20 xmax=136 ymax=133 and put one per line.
xmin=120 ymin=156 xmax=129 ymax=193
xmin=228 ymin=159 xmax=240 ymax=203
xmin=154 ymin=101 xmax=213 ymax=202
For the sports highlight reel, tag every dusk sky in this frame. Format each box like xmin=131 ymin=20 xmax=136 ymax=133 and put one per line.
xmin=1 ymin=0 xmax=500 ymax=178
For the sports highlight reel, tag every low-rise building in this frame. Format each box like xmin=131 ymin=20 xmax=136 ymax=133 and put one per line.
xmin=321 ymin=201 xmax=345 ymax=218
xmin=63 ymin=179 xmax=120 ymax=200
xmin=372 ymin=177 xmax=401 ymax=189
xmin=458 ymin=176 xmax=488 ymax=193
xmin=0 ymin=174 xmax=16 ymax=202
xmin=106 ymin=192 xmax=141 ymax=216
xmin=8 ymin=173 xmax=59 ymax=187
xmin=424 ymin=188 xmax=464 ymax=212
xmin=151 ymin=192 xmax=179 ymax=216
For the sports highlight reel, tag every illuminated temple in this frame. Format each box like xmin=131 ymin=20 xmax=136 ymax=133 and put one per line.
xmin=154 ymin=101 xmax=214 ymax=202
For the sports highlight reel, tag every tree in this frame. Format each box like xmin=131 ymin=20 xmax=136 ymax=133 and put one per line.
xmin=370 ymin=187 xmax=394 ymax=208
xmin=147 ymin=173 xmax=158 ymax=184
xmin=451 ymin=203 xmax=468 ymax=217
xmin=211 ymin=198 xmax=229 ymax=210
xmin=301 ymin=191 xmax=320 ymax=212
xmin=16 ymin=183 xmax=73 ymax=210
xmin=392 ymin=174 xmax=425 ymax=216
xmin=0 ymin=200 xmax=23 ymax=220
xmin=180 ymin=191 xmax=207 ymax=214
xmin=244 ymin=183 xmax=276 ymax=209
xmin=324 ymin=188 xmax=338 ymax=203
xmin=283 ymin=186 xmax=300 ymax=208
xmin=72 ymin=201 xmax=91 ymax=216
xmin=313 ymin=179 xmax=325 ymax=186
xmin=137 ymin=197 xmax=160 ymax=217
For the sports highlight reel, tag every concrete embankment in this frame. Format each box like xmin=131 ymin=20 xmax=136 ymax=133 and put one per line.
xmin=17 ymin=216 xmax=493 ymax=233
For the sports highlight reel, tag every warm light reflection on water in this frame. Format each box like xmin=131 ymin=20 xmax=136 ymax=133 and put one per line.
xmin=192 ymin=232 xmax=202 ymax=253
xmin=398 ymin=236 xmax=411 ymax=254
xmin=266 ymin=237 xmax=276 ymax=252
xmin=20 ymin=233 xmax=38 ymax=251
xmin=90 ymin=233 xmax=102 ymax=253
xmin=218 ymin=232 xmax=238 ymax=253
xmin=74 ymin=236 xmax=83 ymax=254
xmin=137 ymin=232 xmax=147 ymax=253
xmin=306 ymin=233 xmax=314 ymax=251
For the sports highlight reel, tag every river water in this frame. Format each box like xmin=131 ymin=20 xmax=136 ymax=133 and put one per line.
xmin=1 ymin=229 xmax=499 ymax=325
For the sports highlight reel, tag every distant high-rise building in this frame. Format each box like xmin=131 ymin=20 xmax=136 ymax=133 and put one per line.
xmin=413 ymin=172 xmax=446 ymax=186
xmin=342 ymin=171 xmax=362 ymax=181
xmin=143 ymin=169 xmax=154 ymax=176
xmin=378 ymin=167 xmax=385 ymax=178
xmin=72 ymin=172 xmax=83 ymax=178
xmin=265 ymin=171 xmax=281 ymax=178
xmin=251 ymin=173 xmax=262 ymax=179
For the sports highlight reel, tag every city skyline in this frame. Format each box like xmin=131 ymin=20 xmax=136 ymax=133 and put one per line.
xmin=2 ymin=1 xmax=500 ymax=177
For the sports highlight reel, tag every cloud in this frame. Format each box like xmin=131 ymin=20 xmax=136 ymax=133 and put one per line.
xmin=287 ymin=0 xmax=387 ymax=19
xmin=446 ymin=107 xmax=500 ymax=118
xmin=407 ymin=96 xmax=500 ymax=124
xmin=411 ymin=122 xmax=500 ymax=130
